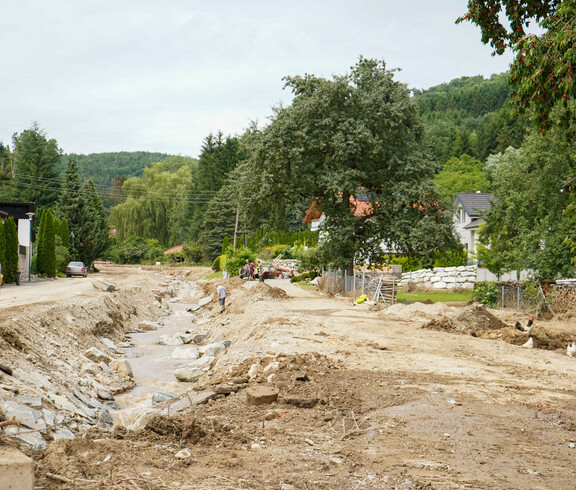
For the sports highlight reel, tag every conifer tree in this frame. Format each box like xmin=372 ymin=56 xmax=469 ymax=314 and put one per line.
xmin=35 ymin=210 xmax=47 ymax=275
xmin=40 ymin=210 xmax=56 ymax=277
xmin=3 ymin=217 xmax=19 ymax=283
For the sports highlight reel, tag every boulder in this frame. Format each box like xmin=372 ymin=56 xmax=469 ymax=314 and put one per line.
xmin=159 ymin=391 xmax=216 ymax=415
xmin=84 ymin=347 xmax=112 ymax=365
xmin=171 ymin=347 xmax=200 ymax=360
xmin=174 ymin=367 xmax=206 ymax=382
xmin=100 ymin=338 xmax=125 ymax=354
xmin=187 ymin=355 xmax=216 ymax=369
xmin=152 ymin=392 xmax=178 ymax=404
xmin=109 ymin=360 xmax=134 ymax=378
xmin=199 ymin=342 xmax=226 ymax=357
xmin=159 ymin=334 xmax=184 ymax=346
xmin=52 ymin=429 xmax=75 ymax=440
xmin=139 ymin=320 xmax=161 ymax=331
xmin=198 ymin=296 xmax=212 ymax=306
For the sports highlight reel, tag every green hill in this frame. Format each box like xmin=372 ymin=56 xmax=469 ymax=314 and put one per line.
xmin=414 ymin=73 xmax=527 ymax=163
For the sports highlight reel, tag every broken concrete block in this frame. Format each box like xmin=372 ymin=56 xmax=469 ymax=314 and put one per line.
xmin=0 ymin=447 xmax=34 ymax=489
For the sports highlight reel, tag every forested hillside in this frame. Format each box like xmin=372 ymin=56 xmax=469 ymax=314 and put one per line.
xmin=415 ymin=73 xmax=527 ymax=164
xmin=60 ymin=151 xmax=171 ymax=188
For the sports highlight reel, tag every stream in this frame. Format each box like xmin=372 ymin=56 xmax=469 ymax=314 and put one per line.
xmin=111 ymin=289 xmax=203 ymax=427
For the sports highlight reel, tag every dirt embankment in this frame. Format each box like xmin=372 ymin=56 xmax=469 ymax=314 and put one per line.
xmin=4 ymin=269 xmax=576 ymax=489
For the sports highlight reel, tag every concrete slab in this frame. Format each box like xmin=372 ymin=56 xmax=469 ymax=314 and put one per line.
xmin=0 ymin=446 xmax=34 ymax=489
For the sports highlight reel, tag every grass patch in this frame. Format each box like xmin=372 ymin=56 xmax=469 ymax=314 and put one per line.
xmin=294 ymin=281 xmax=318 ymax=291
xmin=397 ymin=289 xmax=473 ymax=304
xmin=204 ymin=271 xmax=223 ymax=280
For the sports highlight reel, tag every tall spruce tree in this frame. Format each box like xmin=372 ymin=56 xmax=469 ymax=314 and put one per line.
xmin=59 ymin=159 xmax=109 ymax=266
xmin=35 ymin=210 xmax=47 ymax=275
xmin=12 ymin=123 xmax=62 ymax=207
xmin=3 ymin=217 xmax=18 ymax=283
xmin=37 ymin=209 xmax=56 ymax=277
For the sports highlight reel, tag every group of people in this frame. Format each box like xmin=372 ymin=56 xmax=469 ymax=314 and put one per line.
xmin=239 ymin=260 xmax=265 ymax=282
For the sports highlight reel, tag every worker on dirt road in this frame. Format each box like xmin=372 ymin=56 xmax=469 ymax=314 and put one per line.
xmin=217 ymin=284 xmax=227 ymax=314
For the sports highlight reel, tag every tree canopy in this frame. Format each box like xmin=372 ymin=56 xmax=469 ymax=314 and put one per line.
xmin=237 ymin=57 xmax=459 ymax=268
xmin=458 ymin=1 xmax=576 ymax=132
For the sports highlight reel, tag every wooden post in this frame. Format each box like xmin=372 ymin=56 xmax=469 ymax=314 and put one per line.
xmin=233 ymin=206 xmax=239 ymax=250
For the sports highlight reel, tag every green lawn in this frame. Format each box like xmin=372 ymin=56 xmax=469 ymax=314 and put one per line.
xmin=396 ymin=289 xmax=473 ymax=304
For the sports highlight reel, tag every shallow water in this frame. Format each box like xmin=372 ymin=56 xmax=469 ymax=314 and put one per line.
xmin=112 ymin=302 xmax=204 ymax=426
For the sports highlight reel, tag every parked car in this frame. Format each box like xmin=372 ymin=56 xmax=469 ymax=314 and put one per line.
xmin=66 ymin=261 xmax=87 ymax=277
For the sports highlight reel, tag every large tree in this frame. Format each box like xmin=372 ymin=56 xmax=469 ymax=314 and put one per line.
xmin=58 ymin=158 xmax=109 ymax=266
xmin=481 ymin=123 xmax=576 ymax=280
xmin=458 ymin=1 xmax=576 ymax=133
xmin=185 ymin=133 xmax=245 ymax=240
xmin=11 ymin=123 xmax=62 ymax=207
xmin=238 ymin=57 xmax=459 ymax=269
xmin=3 ymin=217 xmax=19 ymax=284
xmin=109 ymin=156 xmax=195 ymax=246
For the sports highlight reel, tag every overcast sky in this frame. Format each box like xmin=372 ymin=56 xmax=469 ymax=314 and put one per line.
xmin=0 ymin=0 xmax=513 ymax=158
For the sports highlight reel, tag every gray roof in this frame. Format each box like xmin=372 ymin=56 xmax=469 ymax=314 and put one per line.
xmin=453 ymin=193 xmax=493 ymax=218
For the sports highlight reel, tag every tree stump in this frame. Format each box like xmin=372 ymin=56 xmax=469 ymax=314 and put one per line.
xmin=245 ymin=385 xmax=279 ymax=406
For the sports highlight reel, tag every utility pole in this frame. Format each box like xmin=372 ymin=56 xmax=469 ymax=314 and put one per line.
xmin=233 ymin=206 xmax=239 ymax=250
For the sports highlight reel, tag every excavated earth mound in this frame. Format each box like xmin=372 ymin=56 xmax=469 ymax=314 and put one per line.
xmin=423 ymin=304 xmax=508 ymax=335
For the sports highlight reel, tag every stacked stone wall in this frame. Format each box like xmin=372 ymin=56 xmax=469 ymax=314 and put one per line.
xmin=399 ymin=266 xmax=477 ymax=290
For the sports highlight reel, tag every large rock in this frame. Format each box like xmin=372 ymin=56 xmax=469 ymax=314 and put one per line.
xmin=199 ymin=342 xmax=227 ymax=357
xmin=171 ymin=347 xmax=200 ymax=360
xmin=174 ymin=367 xmax=207 ymax=382
xmin=198 ymin=296 xmax=212 ymax=306
xmin=84 ymin=347 xmax=113 ymax=365
xmin=0 ymin=401 xmax=45 ymax=431
xmin=159 ymin=391 xmax=216 ymax=415
xmin=5 ymin=426 xmax=47 ymax=450
xmin=159 ymin=334 xmax=184 ymax=346
xmin=187 ymin=355 xmax=216 ymax=369
xmin=152 ymin=392 xmax=178 ymax=404
xmin=109 ymin=360 xmax=134 ymax=378
xmin=52 ymin=429 xmax=76 ymax=440
xmin=100 ymin=338 xmax=125 ymax=354
xmin=139 ymin=320 xmax=161 ymax=331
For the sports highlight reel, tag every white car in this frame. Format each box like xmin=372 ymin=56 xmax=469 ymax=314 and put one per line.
xmin=66 ymin=261 xmax=87 ymax=277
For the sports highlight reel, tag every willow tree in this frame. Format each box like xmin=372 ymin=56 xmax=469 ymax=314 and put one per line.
xmin=109 ymin=156 xmax=195 ymax=247
xmin=238 ymin=57 xmax=458 ymax=269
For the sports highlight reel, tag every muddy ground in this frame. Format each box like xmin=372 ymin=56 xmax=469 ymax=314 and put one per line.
xmin=3 ymin=266 xmax=576 ymax=489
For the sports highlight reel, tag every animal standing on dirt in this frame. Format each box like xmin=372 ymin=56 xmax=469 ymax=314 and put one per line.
xmin=515 ymin=316 xmax=535 ymax=334
xmin=567 ymin=343 xmax=576 ymax=357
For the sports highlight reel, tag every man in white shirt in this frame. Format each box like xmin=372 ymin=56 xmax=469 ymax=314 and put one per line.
xmin=216 ymin=284 xmax=227 ymax=314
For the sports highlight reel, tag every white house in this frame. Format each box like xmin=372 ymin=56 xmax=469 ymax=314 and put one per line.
xmin=453 ymin=192 xmax=493 ymax=255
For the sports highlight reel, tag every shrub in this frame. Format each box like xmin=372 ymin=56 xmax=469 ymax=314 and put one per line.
xmin=472 ymin=281 xmax=498 ymax=307
xmin=225 ymin=247 xmax=256 ymax=277
xmin=212 ymin=255 xmax=226 ymax=271
xmin=182 ymin=242 xmax=204 ymax=264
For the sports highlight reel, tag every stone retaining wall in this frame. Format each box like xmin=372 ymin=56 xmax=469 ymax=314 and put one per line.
xmin=400 ymin=266 xmax=477 ymax=289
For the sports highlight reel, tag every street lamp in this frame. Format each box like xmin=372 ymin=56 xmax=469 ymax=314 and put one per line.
xmin=25 ymin=212 xmax=35 ymax=282
xmin=71 ymin=231 xmax=75 ymax=261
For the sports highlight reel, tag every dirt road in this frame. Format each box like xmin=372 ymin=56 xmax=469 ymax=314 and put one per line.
xmin=5 ymin=268 xmax=576 ymax=488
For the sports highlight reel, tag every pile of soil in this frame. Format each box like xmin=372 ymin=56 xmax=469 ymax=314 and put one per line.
xmin=481 ymin=326 xmax=574 ymax=350
xmin=383 ymin=302 xmax=455 ymax=323
xmin=423 ymin=304 xmax=508 ymax=336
